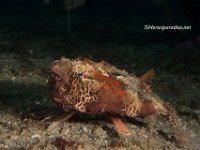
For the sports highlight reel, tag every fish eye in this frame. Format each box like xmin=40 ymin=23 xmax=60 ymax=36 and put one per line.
xmin=72 ymin=72 xmax=83 ymax=78
xmin=54 ymin=74 xmax=61 ymax=81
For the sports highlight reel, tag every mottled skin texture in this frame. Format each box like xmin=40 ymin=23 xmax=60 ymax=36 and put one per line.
xmin=48 ymin=57 xmax=187 ymax=145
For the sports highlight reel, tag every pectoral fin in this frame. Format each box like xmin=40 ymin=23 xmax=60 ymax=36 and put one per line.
xmin=60 ymin=112 xmax=75 ymax=121
xmin=110 ymin=116 xmax=131 ymax=136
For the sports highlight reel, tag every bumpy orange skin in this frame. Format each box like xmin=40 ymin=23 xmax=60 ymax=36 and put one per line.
xmin=48 ymin=57 xmax=187 ymax=145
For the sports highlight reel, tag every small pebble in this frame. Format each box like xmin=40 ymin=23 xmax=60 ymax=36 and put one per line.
xmin=47 ymin=121 xmax=61 ymax=135
xmin=31 ymin=134 xmax=41 ymax=139
xmin=82 ymin=127 xmax=88 ymax=133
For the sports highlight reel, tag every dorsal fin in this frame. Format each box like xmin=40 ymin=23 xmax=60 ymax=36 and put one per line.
xmin=94 ymin=73 xmax=124 ymax=87
xmin=140 ymin=69 xmax=154 ymax=82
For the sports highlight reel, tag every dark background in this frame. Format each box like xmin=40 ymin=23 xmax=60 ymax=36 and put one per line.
xmin=0 ymin=0 xmax=200 ymax=74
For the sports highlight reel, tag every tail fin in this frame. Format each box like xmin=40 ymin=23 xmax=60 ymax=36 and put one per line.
xmin=162 ymin=104 xmax=188 ymax=146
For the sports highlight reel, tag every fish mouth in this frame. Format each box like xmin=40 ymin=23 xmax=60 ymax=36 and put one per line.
xmin=52 ymin=97 xmax=73 ymax=113
xmin=52 ymin=97 xmax=64 ymax=105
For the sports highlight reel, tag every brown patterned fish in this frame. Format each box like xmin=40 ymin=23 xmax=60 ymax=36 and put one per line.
xmin=48 ymin=57 xmax=187 ymax=145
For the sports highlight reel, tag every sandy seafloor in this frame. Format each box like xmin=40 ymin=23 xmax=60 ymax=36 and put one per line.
xmin=0 ymin=51 xmax=200 ymax=150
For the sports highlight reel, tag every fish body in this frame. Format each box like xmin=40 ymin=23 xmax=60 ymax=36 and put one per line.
xmin=48 ymin=57 xmax=187 ymax=145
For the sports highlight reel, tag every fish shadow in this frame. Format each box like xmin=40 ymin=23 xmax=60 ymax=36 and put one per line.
xmin=0 ymin=80 xmax=55 ymax=120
